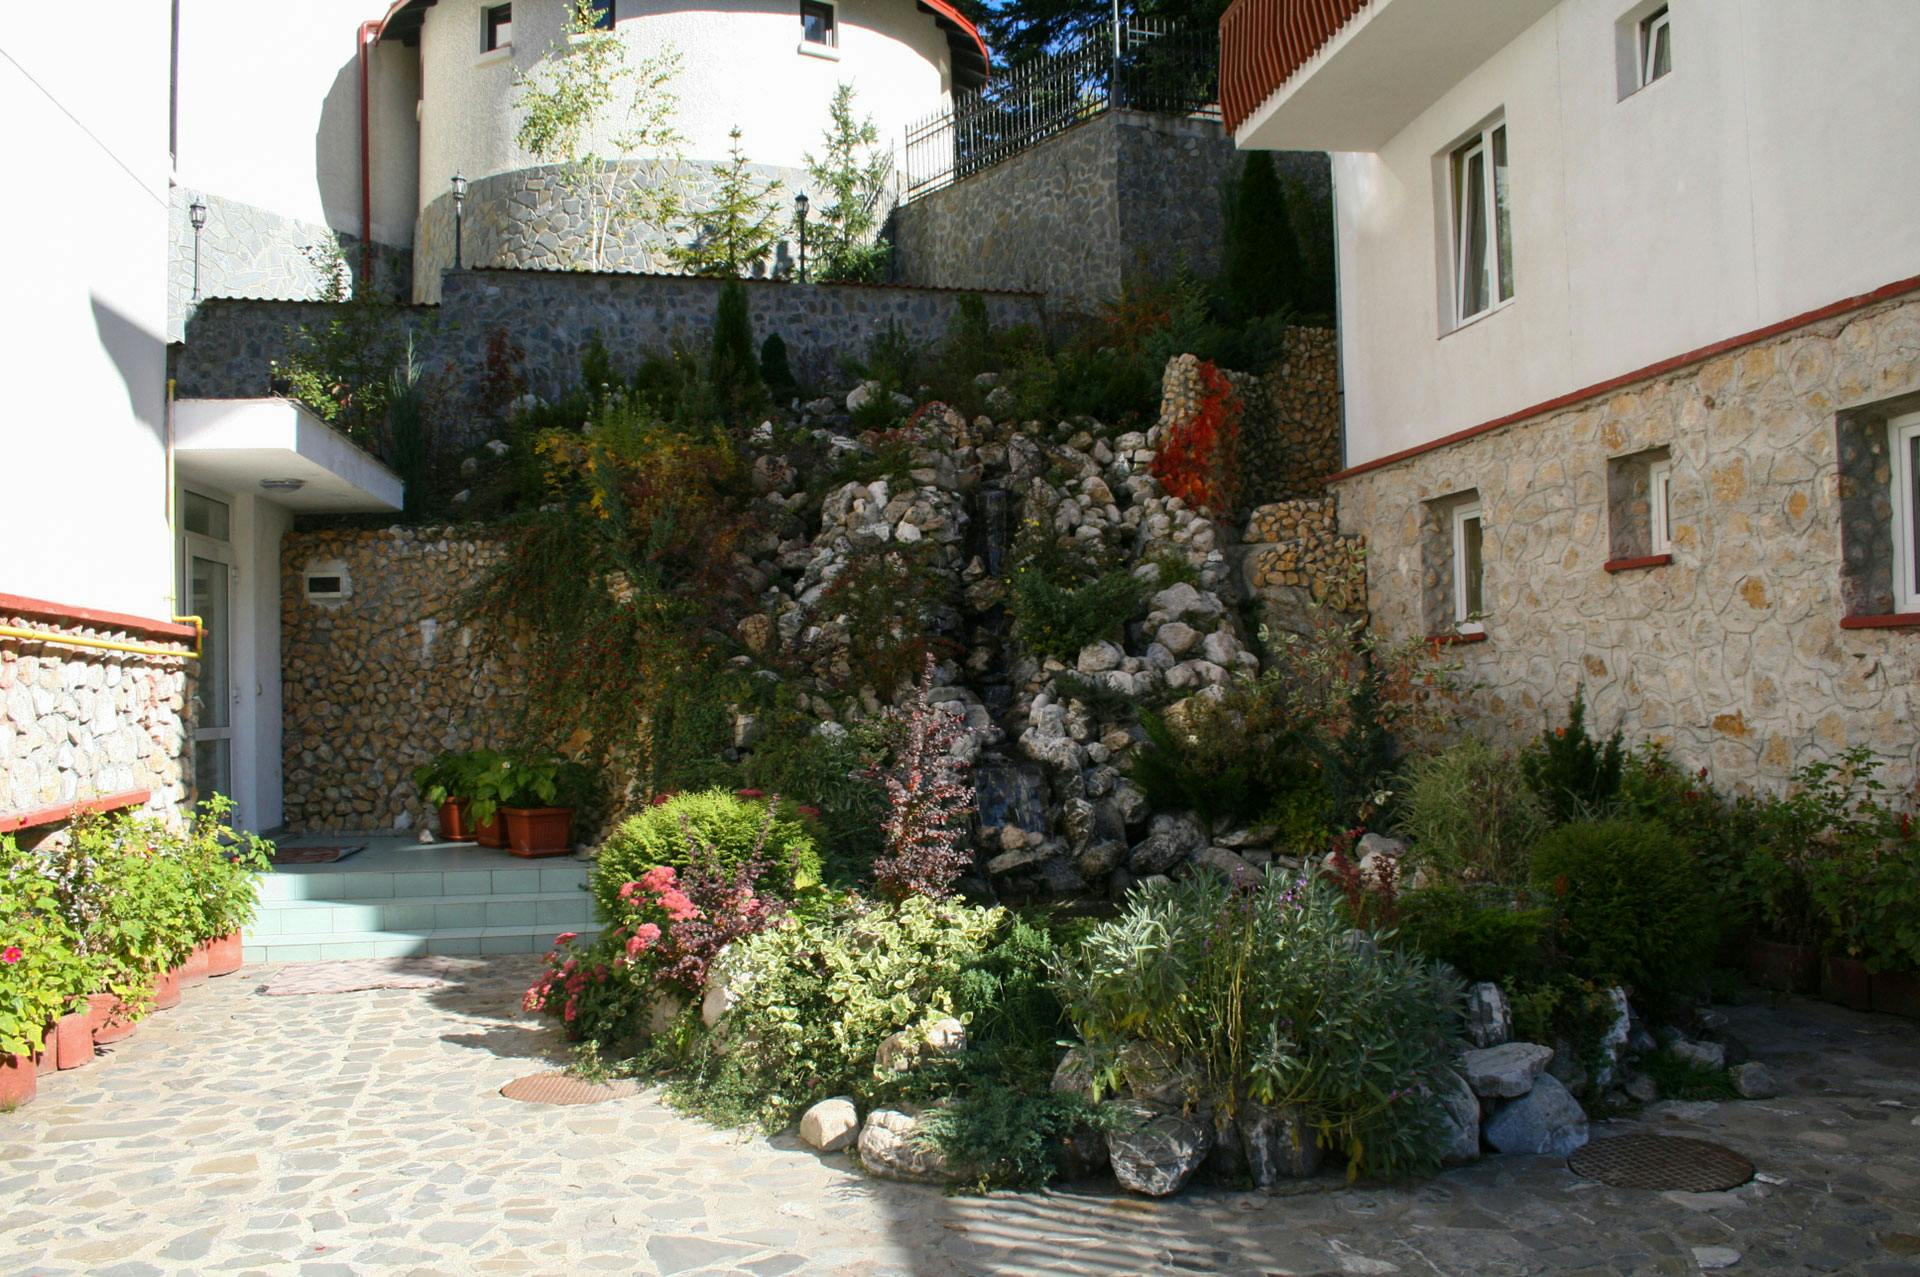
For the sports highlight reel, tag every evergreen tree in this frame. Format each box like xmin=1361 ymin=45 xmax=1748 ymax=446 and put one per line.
xmin=759 ymin=332 xmax=796 ymax=401
xmin=1220 ymin=150 xmax=1303 ymax=322
xmin=672 ymin=127 xmax=783 ymax=278
xmin=708 ymin=279 xmax=765 ymax=417
xmin=803 ymin=84 xmax=892 ymax=284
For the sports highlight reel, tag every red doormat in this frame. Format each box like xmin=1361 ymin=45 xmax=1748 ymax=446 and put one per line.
xmin=271 ymin=844 xmax=367 ymax=865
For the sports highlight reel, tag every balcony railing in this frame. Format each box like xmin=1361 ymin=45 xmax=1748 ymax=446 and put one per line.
xmin=1218 ymin=0 xmax=1371 ymax=133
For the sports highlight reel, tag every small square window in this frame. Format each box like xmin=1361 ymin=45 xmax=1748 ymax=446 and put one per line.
xmin=483 ymin=3 xmax=513 ymax=52
xmin=1452 ymin=502 xmax=1486 ymax=632
xmin=1424 ymin=492 xmax=1487 ymax=635
xmin=1639 ymin=6 xmax=1672 ymax=88
xmin=1448 ymin=120 xmax=1512 ymax=326
xmin=801 ymin=0 xmax=837 ymax=47
xmin=1605 ymin=447 xmax=1674 ymax=567
xmin=588 ymin=0 xmax=614 ymax=30
xmin=1892 ymin=412 xmax=1920 ymax=614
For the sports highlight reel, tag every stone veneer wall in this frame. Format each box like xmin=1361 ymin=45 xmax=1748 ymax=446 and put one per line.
xmin=175 ymin=270 xmax=1043 ymax=404
xmin=1334 ymin=291 xmax=1920 ymax=793
xmin=280 ymin=528 xmax=525 ymax=834
xmin=0 ymin=606 xmax=191 ymax=834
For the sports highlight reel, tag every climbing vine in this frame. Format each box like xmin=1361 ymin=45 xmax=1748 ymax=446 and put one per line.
xmin=1150 ymin=360 xmax=1243 ymax=517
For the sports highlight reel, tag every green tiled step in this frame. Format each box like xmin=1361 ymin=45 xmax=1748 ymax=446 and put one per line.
xmin=243 ymin=924 xmax=602 ymax=963
xmin=252 ymin=891 xmax=596 ymax=937
xmin=259 ymin=863 xmax=588 ymax=902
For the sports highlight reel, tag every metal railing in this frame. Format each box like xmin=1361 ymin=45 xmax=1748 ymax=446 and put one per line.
xmin=903 ymin=18 xmax=1220 ymax=201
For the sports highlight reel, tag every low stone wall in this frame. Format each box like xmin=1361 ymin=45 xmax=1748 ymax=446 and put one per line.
xmin=175 ymin=270 xmax=1043 ymax=404
xmin=1334 ymin=291 xmax=1920 ymax=794
xmin=1155 ymin=334 xmax=1343 ymax=510
xmin=0 ymin=604 xmax=191 ymax=834
xmin=280 ymin=528 xmax=524 ymax=834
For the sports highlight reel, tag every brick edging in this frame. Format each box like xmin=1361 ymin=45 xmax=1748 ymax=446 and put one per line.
xmin=0 ymin=789 xmax=152 ymax=835
xmin=0 ymin=592 xmax=200 ymax=643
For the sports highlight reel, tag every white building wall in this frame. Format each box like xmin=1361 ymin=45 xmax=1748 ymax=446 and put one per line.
xmin=0 ymin=7 xmax=173 ymax=619
xmin=415 ymin=0 xmax=951 ymax=204
xmin=1332 ymin=0 xmax=1920 ymax=466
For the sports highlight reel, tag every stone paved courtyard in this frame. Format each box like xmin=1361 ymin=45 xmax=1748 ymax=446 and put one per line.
xmin=3 ymin=958 xmax=1918 ymax=1277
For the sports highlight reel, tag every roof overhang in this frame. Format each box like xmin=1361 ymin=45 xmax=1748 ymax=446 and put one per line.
xmin=375 ymin=0 xmax=989 ymax=87
xmin=173 ymin=399 xmax=405 ymax=513
xmin=1225 ymin=0 xmax=1559 ymax=152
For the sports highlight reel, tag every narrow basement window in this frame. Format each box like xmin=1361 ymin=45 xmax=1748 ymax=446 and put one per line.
xmin=1639 ymin=6 xmax=1672 ymax=88
xmin=1453 ymin=502 xmax=1486 ymax=633
xmin=483 ymin=4 xmax=512 ymax=52
xmin=1893 ymin=411 xmax=1920 ymax=613
xmin=1649 ymin=457 xmax=1674 ymax=554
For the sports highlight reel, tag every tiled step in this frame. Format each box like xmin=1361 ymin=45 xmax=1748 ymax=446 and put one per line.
xmin=253 ymin=890 xmax=596 ymax=937
xmin=259 ymin=862 xmax=588 ymax=902
xmin=243 ymin=924 xmax=602 ymax=963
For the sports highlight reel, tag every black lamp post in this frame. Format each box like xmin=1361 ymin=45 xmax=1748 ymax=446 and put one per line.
xmin=793 ymin=191 xmax=809 ymax=283
xmin=188 ymin=198 xmax=208 ymax=300
xmin=451 ymin=172 xmax=468 ymax=271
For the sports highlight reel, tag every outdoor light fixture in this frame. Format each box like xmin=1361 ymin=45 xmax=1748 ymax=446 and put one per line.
xmin=259 ymin=478 xmax=307 ymax=493
xmin=451 ymin=172 xmax=468 ymax=271
xmin=794 ymin=192 xmax=810 ymax=283
xmin=188 ymin=198 xmax=209 ymax=301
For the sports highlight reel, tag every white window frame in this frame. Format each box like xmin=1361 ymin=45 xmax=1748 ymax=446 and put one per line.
xmin=1638 ymin=6 xmax=1672 ymax=88
xmin=1452 ymin=502 xmax=1486 ymax=634
xmin=1449 ymin=121 xmax=1512 ymax=328
xmin=1648 ymin=458 xmax=1673 ymax=555
xmin=1892 ymin=411 xmax=1920 ymax=614
xmin=799 ymin=0 xmax=837 ymax=47
xmin=482 ymin=3 xmax=512 ymax=53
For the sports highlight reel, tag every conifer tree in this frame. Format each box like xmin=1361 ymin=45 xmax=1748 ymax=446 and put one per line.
xmin=672 ymin=127 xmax=783 ymax=278
xmin=804 ymin=85 xmax=893 ymax=283
xmin=1220 ymin=150 xmax=1303 ymax=321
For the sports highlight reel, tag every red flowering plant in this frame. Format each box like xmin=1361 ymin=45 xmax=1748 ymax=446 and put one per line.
xmin=1150 ymin=361 xmax=1243 ymax=518
xmin=873 ymin=656 xmax=977 ymax=900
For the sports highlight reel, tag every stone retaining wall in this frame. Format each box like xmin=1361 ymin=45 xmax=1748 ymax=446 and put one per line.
xmin=280 ymin=528 xmax=525 ymax=834
xmin=1334 ymin=291 xmax=1920 ymax=793
xmin=1155 ymin=333 xmax=1343 ymax=510
xmin=0 ymin=607 xmax=191 ymax=834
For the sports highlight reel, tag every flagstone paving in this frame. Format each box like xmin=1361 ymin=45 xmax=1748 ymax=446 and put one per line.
xmin=2 ymin=958 xmax=1917 ymax=1276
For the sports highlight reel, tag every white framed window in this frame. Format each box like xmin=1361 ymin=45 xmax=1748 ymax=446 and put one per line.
xmin=1452 ymin=502 xmax=1486 ymax=633
xmin=1449 ymin=121 xmax=1512 ymax=326
xmin=1638 ymin=6 xmax=1672 ymax=88
xmin=483 ymin=3 xmax=512 ymax=52
xmin=800 ymin=0 xmax=837 ymax=47
xmin=1892 ymin=411 xmax=1920 ymax=614
xmin=1648 ymin=457 xmax=1673 ymax=554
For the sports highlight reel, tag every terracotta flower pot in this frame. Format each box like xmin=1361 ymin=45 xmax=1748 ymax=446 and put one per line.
xmin=1870 ymin=969 xmax=1920 ymax=1020
xmin=1820 ymin=954 xmax=1874 ymax=1011
xmin=87 ymin=991 xmax=137 ymax=1045
xmin=34 ymin=1030 xmax=58 ymax=1078
xmin=0 ymin=1052 xmax=34 ymax=1110
xmin=437 ymin=798 xmax=477 ymax=842
xmin=180 ymin=943 xmax=212 ymax=986
xmin=473 ymin=812 xmax=505 ymax=849
xmin=54 ymin=1009 xmax=94 ymax=1070
xmin=502 ymin=807 xmax=574 ymax=858
xmin=205 ymin=931 xmax=244 ymax=978
xmin=1746 ymin=938 xmax=1820 ymax=994
xmin=152 ymin=968 xmax=182 ymax=1011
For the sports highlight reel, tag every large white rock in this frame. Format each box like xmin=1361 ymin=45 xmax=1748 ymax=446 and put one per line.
xmin=875 ymin=1017 xmax=968 ymax=1074
xmin=858 ymin=1107 xmax=957 ymax=1183
xmin=799 ymin=1096 xmax=859 ymax=1152
xmin=1240 ymin=1102 xmax=1323 ymax=1185
xmin=1434 ymin=1067 xmax=1483 ymax=1164
xmin=1151 ymin=582 xmax=1223 ymax=619
xmin=1459 ymin=1042 xmax=1555 ymax=1098
xmin=1464 ymin=982 xmax=1513 ymax=1048
xmin=1483 ymin=1074 xmax=1589 ymax=1156
xmin=1075 ymin=640 xmax=1124 ymax=674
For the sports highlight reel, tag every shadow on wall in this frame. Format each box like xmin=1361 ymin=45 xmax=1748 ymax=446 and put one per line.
xmin=91 ymin=293 xmax=166 ymax=445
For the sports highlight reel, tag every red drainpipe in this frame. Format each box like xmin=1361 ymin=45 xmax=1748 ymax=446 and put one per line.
xmin=357 ymin=19 xmax=382 ymax=285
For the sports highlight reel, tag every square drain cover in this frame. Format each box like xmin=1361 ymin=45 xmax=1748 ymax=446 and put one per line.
xmin=1568 ymin=1134 xmax=1754 ymax=1191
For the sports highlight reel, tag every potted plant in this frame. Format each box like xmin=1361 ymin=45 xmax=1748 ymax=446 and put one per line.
xmin=499 ymin=753 xmax=596 ymax=858
xmin=1740 ymin=841 xmax=1821 ymax=994
xmin=177 ymin=797 xmax=272 ymax=978
xmin=414 ymin=750 xmax=495 ymax=842
xmin=0 ymin=869 xmax=91 ymax=1105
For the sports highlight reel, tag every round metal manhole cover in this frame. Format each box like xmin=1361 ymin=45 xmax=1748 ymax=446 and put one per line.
xmin=499 ymin=1071 xmax=639 ymax=1106
xmin=1568 ymin=1134 xmax=1755 ymax=1191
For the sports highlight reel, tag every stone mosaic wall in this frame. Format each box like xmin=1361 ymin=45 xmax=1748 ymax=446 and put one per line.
xmin=1335 ymin=292 xmax=1920 ymax=793
xmin=175 ymin=270 xmax=1042 ymax=403
xmin=0 ymin=608 xmax=191 ymax=834
xmin=1155 ymin=332 xmax=1343 ymax=509
xmin=280 ymin=528 xmax=525 ymax=834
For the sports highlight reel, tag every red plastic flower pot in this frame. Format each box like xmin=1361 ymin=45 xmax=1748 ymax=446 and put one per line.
xmin=205 ymin=931 xmax=244 ymax=978
xmin=180 ymin=943 xmax=211 ymax=986
xmin=1871 ymin=969 xmax=1920 ymax=1020
xmin=437 ymin=798 xmax=476 ymax=842
xmin=0 ymin=1052 xmax=34 ymax=1111
xmin=1820 ymin=954 xmax=1874 ymax=1012
xmin=87 ymin=992 xmax=137 ymax=1045
xmin=1746 ymin=939 xmax=1820 ymax=994
xmin=502 ymin=807 xmax=574 ymax=858
xmin=152 ymin=968 xmax=182 ymax=1011
xmin=473 ymin=812 xmax=505 ymax=849
xmin=54 ymin=1010 xmax=93 ymax=1070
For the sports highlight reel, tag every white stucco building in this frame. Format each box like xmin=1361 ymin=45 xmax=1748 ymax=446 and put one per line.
xmin=1221 ymin=0 xmax=1920 ymax=789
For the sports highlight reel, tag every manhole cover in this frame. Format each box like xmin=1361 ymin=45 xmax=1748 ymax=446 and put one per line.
xmin=499 ymin=1070 xmax=639 ymax=1106
xmin=1568 ymin=1134 xmax=1754 ymax=1191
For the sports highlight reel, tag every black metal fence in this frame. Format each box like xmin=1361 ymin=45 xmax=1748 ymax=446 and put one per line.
xmin=903 ymin=18 xmax=1219 ymax=201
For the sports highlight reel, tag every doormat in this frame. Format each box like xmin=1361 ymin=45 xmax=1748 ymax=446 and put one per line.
xmin=259 ymin=957 xmax=458 ymax=997
xmin=271 ymin=844 xmax=367 ymax=865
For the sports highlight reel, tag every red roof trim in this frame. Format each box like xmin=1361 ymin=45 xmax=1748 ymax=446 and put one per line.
xmin=1329 ymin=271 xmax=1920 ymax=485
xmin=0 ymin=790 xmax=152 ymax=836
xmin=1603 ymin=554 xmax=1673 ymax=574
xmin=1220 ymin=0 xmax=1370 ymax=134
xmin=1840 ymin=612 xmax=1920 ymax=631
xmin=0 ymin=592 xmax=200 ymax=643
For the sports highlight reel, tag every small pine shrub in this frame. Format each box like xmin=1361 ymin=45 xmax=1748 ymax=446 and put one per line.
xmin=1221 ymin=150 xmax=1302 ymax=322
xmin=1398 ymin=740 xmax=1551 ymax=886
xmin=1007 ymin=565 xmax=1147 ymax=661
xmin=594 ymin=789 xmax=819 ymax=919
xmin=708 ymin=279 xmax=763 ymax=417
xmin=759 ymin=332 xmax=795 ymax=401
xmin=1523 ymin=687 xmax=1625 ymax=823
xmin=1394 ymin=885 xmax=1549 ymax=985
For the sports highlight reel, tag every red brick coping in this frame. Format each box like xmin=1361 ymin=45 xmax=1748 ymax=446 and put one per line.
xmin=0 ymin=789 xmax=152 ymax=835
xmin=1840 ymin=613 xmax=1920 ymax=631
xmin=0 ymin=592 xmax=200 ymax=643
xmin=1603 ymin=554 xmax=1673 ymax=574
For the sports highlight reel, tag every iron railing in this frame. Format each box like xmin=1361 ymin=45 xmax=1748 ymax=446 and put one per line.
xmin=903 ymin=18 xmax=1220 ymax=200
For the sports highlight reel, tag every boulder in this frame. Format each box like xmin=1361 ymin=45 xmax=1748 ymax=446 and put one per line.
xmin=1483 ymin=1074 xmax=1589 ymax=1156
xmin=1192 ymin=846 xmax=1262 ymax=888
xmin=1150 ymin=582 xmax=1223 ymax=619
xmin=1051 ymin=1047 xmax=1097 ymax=1098
xmin=1117 ymin=1040 xmax=1198 ymax=1105
xmin=1464 ymin=982 xmax=1512 ymax=1049
xmin=1240 ymin=1102 xmax=1324 ymax=1184
xmin=1129 ymin=813 xmax=1205 ymax=875
xmin=1434 ymin=1068 xmax=1483 ymax=1164
xmin=875 ymin=1017 xmax=967 ymax=1074
xmin=1155 ymin=621 xmax=1202 ymax=656
xmin=1075 ymin=640 xmax=1124 ymax=674
xmin=1107 ymin=1101 xmax=1212 ymax=1197
xmin=799 ymin=1096 xmax=859 ymax=1152
xmin=858 ymin=1107 xmax=957 ymax=1183
xmin=1729 ymin=1061 xmax=1778 ymax=1099
xmin=1622 ymin=1072 xmax=1659 ymax=1104
xmin=1668 ymin=1038 xmax=1727 ymax=1072
xmin=1459 ymin=1042 xmax=1555 ymax=1098
xmin=1355 ymin=832 xmax=1408 ymax=860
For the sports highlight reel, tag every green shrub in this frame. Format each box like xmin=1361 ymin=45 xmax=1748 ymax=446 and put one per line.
xmin=759 ymin=332 xmax=795 ymax=401
xmin=1640 ymin=1047 xmax=1738 ymax=1101
xmin=594 ymin=789 xmax=820 ymax=919
xmin=1394 ymin=885 xmax=1549 ymax=985
xmin=1522 ymin=687 xmax=1625 ymax=823
xmin=1529 ymin=818 xmax=1716 ymax=1004
xmin=1221 ymin=151 xmax=1302 ymax=323
xmin=1398 ymin=740 xmax=1551 ymax=885
xmin=1007 ymin=564 xmax=1146 ymax=661
xmin=1055 ymin=872 xmax=1463 ymax=1180
xmin=708 ymin=279 xmax=764 ymax=417
xmin=1133 ymin=685 xmax=1328 ymax=834
xmin=1619 ymin=743 xmax=1764 ymax=941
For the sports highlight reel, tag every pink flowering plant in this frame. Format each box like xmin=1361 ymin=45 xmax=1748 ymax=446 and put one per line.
xmin=873 ymin=656 xmax=977 ymax=900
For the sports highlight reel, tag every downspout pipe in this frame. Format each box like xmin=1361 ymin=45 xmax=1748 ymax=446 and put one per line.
xmin=358 ymin=19 xmax=382 ymax=288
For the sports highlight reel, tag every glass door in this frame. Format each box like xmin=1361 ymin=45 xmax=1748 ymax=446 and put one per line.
xmin=182 ymin=491 xmax=235 ymax=805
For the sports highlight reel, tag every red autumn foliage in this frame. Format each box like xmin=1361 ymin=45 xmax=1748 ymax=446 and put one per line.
xmin=1150 ymin=361 xmax=1243 ymax=517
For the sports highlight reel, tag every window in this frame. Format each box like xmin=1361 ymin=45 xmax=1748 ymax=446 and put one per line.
xmin=1893 ymin=411 xmax=1920 ymax=614
xmin=1638 ymin=6 xmax=1672 ymax=87
xmin=182 ymin=490 xmax=230 ymax=541
xmin=1648 ymin=457 xmax=1673 ymax=554
xmin=483 ymin=3 xmax=512 ymax=52
xmin=588 ymin=0 xmax=614 ymax=29
xmin=800 ymin=0 xmax=836 ymax=47
xmin=1449 ymin=121 xmax=1512 ymax=326
xmin=1452 ymin=502 xmax=1486 ymax=632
